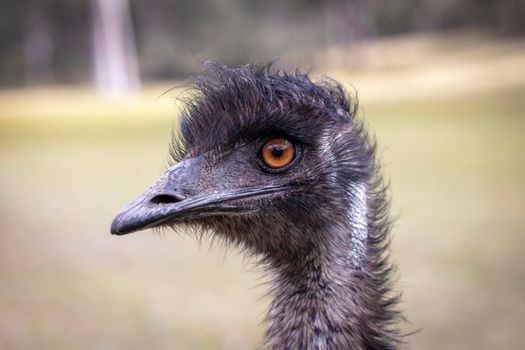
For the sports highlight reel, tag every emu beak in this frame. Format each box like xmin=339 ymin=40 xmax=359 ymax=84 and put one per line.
xmin=110 ymin=159 xmax=291 ymax=235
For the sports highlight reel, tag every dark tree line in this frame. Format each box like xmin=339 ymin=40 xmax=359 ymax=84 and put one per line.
xmin=0 ymin=0 xmax=523 ymax=87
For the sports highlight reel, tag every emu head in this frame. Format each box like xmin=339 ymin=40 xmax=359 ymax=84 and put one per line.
xmin=111 ymin=62 xmax=374 ymax=261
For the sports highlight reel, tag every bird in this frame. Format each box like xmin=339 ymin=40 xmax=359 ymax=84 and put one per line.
xmin=111 ymin=61 xmax=403 ymax=350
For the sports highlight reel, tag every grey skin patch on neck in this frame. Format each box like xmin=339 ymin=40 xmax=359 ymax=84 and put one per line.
xmin=347 ymin=182 xmax=368 ymax=268
xmin=321 ymin=129 xmax=368 ymax=268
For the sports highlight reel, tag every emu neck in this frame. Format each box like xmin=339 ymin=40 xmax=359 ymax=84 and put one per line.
xmin=265 ymin=221 xmax=394 ymax=350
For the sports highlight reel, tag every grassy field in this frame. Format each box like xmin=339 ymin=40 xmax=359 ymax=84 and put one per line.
xmin=1 ymin=35 xmax=524 ymax=349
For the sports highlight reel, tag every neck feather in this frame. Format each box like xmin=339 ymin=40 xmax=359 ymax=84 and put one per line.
xmin=264 ymin=181 xmax=401 ymax=350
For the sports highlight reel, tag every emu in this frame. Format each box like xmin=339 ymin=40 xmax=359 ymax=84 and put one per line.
xmin=111 ymin=62 xmax=402 ymax=349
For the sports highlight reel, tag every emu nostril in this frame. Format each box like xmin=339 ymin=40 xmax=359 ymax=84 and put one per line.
xmin=150 ymin=194 xmax=184 ymax=204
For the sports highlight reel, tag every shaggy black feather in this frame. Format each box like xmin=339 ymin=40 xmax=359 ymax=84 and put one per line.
xmin=122 ymin=61 xmax=404 ymax=349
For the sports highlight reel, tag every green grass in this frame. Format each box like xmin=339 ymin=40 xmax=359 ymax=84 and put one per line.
xmin=1 ymin=36 xmax=524 ymax=349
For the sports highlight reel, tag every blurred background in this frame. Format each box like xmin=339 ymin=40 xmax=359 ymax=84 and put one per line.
xmin=1 ymin=0 xmax=524 ymax=349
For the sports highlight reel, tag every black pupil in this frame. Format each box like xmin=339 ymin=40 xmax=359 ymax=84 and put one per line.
xmin=271 ymin=145 xmax=285 ymax=158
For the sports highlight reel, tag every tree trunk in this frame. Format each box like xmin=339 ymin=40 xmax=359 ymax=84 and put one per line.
xmin=24 ymin=8 xmax=54 ymax=85
xmin=91 ymin=0 xmax=140 ymax=97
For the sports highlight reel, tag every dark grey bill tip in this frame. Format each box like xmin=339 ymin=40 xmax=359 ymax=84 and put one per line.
xmin=110 ymin=214 xmax=143 ymax=235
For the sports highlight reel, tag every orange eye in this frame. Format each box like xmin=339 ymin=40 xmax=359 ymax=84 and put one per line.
xmin=261 ymin=138 xmax=295 ymax=169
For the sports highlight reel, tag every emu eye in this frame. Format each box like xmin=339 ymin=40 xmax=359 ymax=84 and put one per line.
xmin=261 ymin=138 xmax=295 ymax=169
